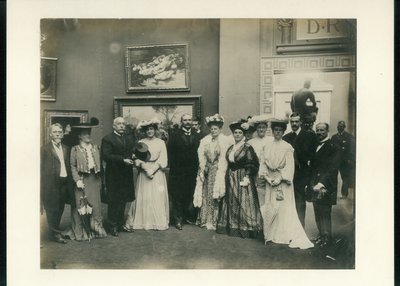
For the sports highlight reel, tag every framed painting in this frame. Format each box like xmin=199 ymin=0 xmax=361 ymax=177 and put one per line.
xmin=125 ymin=43 xmax=190 ymax=92
xmin=43 ymin=110 xmax=88 ymax=144
xmin=114 ymin=95 xmax=201 ymax=130
xmin=40 ymin=57 xmax=58 ymax=101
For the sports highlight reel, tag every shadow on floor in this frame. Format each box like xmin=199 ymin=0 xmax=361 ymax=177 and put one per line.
xmin=40 ymin=189 xmax=355 ymax=269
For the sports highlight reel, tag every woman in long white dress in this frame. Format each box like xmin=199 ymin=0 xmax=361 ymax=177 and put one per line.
xmin=248 ymin=115 xmax=273 ymax=207
xmin=259 ymin=119 xmax=313 ymax=249
xmin=193 ymin=114 xmax=230 ymax=230
xmin=125 ymin=118 xmax=169 ymax=231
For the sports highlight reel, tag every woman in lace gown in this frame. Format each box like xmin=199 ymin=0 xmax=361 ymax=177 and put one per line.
xmin=216 ymin=120 xmax=263 ymax=238
xmin=125 ymin=118 xmax=169 ymax=231
xmin=259 ymin=119 xmax=313 ymax=249
xmin=193 ymin=114 xmax=230 ymax=230
xmin=69 ymin=119 xmax=107 ymax=240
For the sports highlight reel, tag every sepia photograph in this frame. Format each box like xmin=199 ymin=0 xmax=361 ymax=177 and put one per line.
xmin=6 ymin=0 xmax=394 ymax=285
xmin=39 ymin=18 xmax=356 ymax=269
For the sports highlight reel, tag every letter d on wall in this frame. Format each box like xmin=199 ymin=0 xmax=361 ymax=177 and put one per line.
xmin=307 ymin=19 xmax=320 ymax=34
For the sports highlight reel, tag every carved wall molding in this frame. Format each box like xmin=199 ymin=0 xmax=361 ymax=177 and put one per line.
xmin=259 ymin=54 xmax=355 ymax=115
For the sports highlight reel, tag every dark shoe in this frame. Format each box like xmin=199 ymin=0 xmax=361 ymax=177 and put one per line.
xmin=319 ymin=236 xmax=331 ymax=248
xmin=314 ymin=236 xmax=323 ymax=245
xmin=185 ymin=219 xmax=196 ymax=225
xmin=121 ymin=226 xmax=135 ymax=233
xmin=110 ymin=227 xmax=119 ymax=237
xmin=175 ymin=223 xmax=183 ymax=230
xmin=340 ymin=195 xmax=348 ymax=199
xmin=54 ymin=234 xmax=67 ymax=244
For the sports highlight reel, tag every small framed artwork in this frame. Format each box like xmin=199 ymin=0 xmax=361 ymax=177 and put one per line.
xmin=43 ymin=110 xmax=88 ymax=144
xmin=125 ymin=43 xmax=190 ymax=92
xmin=40 ymin=57 xmax=58 ymax=101
xmin=114 ymin=95 xmax=201 ymax=130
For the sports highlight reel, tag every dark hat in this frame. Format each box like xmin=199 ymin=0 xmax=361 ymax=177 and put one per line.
xmin=132 ymin=142 xmax=151 ymax=162
xmin=242 ymin=117 xmax=256 ymax=133
xmin=270 ymin=118 xmax=288 ymax=132
xmin=229 ymin=119 xmax=252 ymax=133
xmin=71 ymin=117 xmax=100 ymax=130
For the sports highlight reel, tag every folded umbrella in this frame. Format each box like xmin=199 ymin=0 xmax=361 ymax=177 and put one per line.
xmin=77 ymin=190 xmax=93 ymax=241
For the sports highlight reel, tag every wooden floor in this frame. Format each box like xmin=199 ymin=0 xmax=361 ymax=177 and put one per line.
xmin=40 ymin=188 xmax=355 ymax=269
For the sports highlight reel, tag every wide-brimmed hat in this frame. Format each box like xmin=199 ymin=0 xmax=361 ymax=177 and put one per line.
xmin=132 ymin=142 xmax=151 ymax=162
xmin=205 ymin=114 xmax=224 ymax=127
xmin=136 ymin=117 xmax=162 ymax=131
xmin=71 ymin=117 xmax=99 ymax=132
xmin=243 ymin=117 xmax=256 ymax=133
xmin=248 ymin=114 xmax=271 ymax=127
xmin=270 ymin=118 xmax=289 ymax=131
xmin=229 ymin=119 xmax=252 ymax=133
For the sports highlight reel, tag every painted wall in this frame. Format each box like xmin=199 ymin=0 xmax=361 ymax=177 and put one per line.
xmin=219 ymin=19 xmax=260 ymax=134
xmin=41 ymin=19 xmax=220 ymax=145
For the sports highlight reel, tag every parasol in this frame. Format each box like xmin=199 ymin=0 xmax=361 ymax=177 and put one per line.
xmin=77 ymin=189 xmax=93 ymax=241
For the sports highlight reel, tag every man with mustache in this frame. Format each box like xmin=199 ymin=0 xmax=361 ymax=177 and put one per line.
xmin=168 ymin=114 xmax=201 ymax=230
xmin=101 ymin=117 xmax=137 ymax=237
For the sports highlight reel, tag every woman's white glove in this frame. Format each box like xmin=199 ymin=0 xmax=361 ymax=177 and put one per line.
xmin=240 ymin=176 xmax=250 ymax=187
xmin=76 ymin=180 xmax=85 ymax=189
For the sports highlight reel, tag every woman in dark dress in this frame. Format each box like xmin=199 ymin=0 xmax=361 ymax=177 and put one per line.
xmin=216 ymin=120 xmax=263 ymax=238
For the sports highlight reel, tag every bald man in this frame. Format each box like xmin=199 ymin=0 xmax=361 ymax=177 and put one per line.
xmin=308 ymin=123 xmax=340 ymax=247
xmin=101 ymin=117 xmax=137 ymax=236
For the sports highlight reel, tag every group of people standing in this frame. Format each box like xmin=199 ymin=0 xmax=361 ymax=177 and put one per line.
xmin=41 ymin=111 xmax=354 ymax=250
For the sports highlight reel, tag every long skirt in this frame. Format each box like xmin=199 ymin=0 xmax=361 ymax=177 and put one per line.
xmin=261 ymin=183 xmax=313 ymax=249
xmin=69 ymin=173 xmax=107 ymax=240
xmin=196 ymin=161 xmax=220 ymax=230
xmin=125 ymin=168 xmax=169 ymax=230
xmin=216 ymin=168 xmax=263 ymax=238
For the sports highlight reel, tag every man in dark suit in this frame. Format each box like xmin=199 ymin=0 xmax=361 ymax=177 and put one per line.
xmin=192 ymin=117 xmax=206 ymax=139
xmin=291 ymin=115 xmax=319 ymax=227
xmin=168 ymin=114 xmax=201 ymax=230
xmin=331 ymin=121 xmax=355 ymax=199
xmin=308 ymin=122 xmax=341 ymax=247
xmin=283 ymin=112 xmax=301 ymax=147
xmin=41 ymin=123 xmax=74 ymax=244
xmin=101 ymin=117 xmax=137 ymax=236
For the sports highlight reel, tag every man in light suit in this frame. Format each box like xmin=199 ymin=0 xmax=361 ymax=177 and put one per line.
xmin=41 ymin=123 xmax=74 ymax=244
xmin=308 ymin=122 xmax=340 ymax=247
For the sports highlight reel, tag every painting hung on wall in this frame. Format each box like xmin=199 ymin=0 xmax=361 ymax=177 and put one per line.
xmin=125 ymin=43 xmax=190 ymax=92
xmin=43 ymin=110 xmax=89 ymax=145
xmin=40 ymin=57 xmax=57 ymax=101
xmin=114 ymin=95 xmax=201 ymax=137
